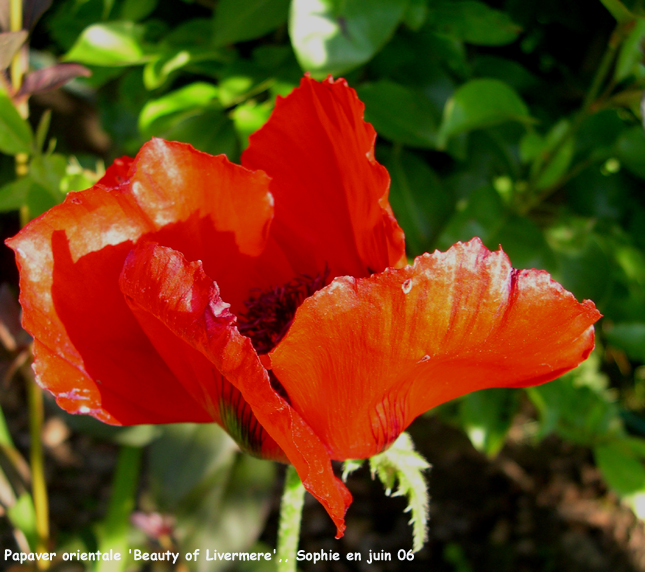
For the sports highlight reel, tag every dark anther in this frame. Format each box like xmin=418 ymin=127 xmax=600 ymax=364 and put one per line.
xmin=238 ymin=266 xmax=330 ymax=355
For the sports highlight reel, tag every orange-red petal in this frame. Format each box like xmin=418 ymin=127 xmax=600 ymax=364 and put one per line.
xmin=118 ymin=242 xmax=286 ymax=461
xmin=97 ymin=156 xmax=135 ymax=187
xmin=242 ymin=75 xmax=406 ymax=280
xmin=119 ymin=242 xmax=351 ymax=537
xmin=6 ymin=139 xmax=276 ymax=425
xmin=269 ymin=238 xmax=601 ymax=460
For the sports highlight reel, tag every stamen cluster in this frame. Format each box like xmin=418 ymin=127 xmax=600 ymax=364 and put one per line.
xmin=239 ymin=267 xmax=329 ymax=355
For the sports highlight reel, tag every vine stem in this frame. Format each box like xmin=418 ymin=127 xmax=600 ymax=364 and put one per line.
xmin=277 ymin=465 xmax=305 ymax=572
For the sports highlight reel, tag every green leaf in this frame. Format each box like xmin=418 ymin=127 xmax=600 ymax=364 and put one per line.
xmin=0 ymin=416 xmax=38 ymax=552
xmin=546 ymin=220 xmax=614 ymax=307
xmin=595 ymin=440 xmax=645 ymax=497
xmin=26 ymin=183 xmax=63 ymax=218
xmin=289 ymin=0 xmax=408 ymax=77
xmin=534 ymin=138 xmax=574 ymax=189
xmin=616 ymin=18 xmax=645 ymax=81
xmin=615 ymin=125 xmax=645 ymax=179
xmin=218 ymin=61 xmax=274 ymax=106
xmin=150 ymin=425 xmax=274 ymax=569
xmin=64 ymin=22 xmax=149 ymax=66
xmin=30 ymin=153 xmax=68 ymax=197
xmin=6 ymin=492 xmax=38 ymax=552
xmin=357 ymin=81 xmax=440 ymax=148
xmin=459 ymin=388 xmax=520 ymax=458
xmin=369 ymin=433 xmax=430 ymax=553
xmin=119 ymin=0 xmax=158 ymax=21
xmin=527 ymin=119 xmax=575 ymax=190
xmin=575 ymin=109 xmax=625 ymax=162
xmin=0 ymin=93 xmax=33 ymax=155
xmin=426 ymin=0 xmax=522 ymax=46
xmin=383 ymin=146 xmax=453 ymax=255
xmin=180 ymin=454 xmax=274 ymax=571
xmin=139 ymin=82 xmax=239 ymax=160
xmin=96 ymin=446 xmax=141 ymax=572
xmin=0 ymin=177 xmax=31 ymax=212
xmin=143 ymin=47 xmax=227 ymax=90
xmin=33 ymin=110 xmax=52 ymax=156
xmin=139 ymin=82 xmax=220 ymax=134
xmin=471 ymin=55 xmax=539 ymax=94
xmin=150 ymin=106 xmax=239 ymax=160
xmin=402 ymin=0 xmax=429 ymax=31
xmin=149 ymin=424 xmax=238 ymax=510
xmin=566 ymin=165 xmax=632 ymax=221
xmin=600 ymin=0 xmax=645 ymax=22
xmin=143 ymin=50 xmax=192 ymax=90
xmin=437 ymin=79 xmax=531 ymax=148
xmin=526 ymin=353 xmax=618 ymax=445
xmin=615 ymin=244 xmax=645 ymax=285
xmin=437 ymin=184 xmax=507 ymax=250
xmin=606 ymin=322 xmax=645 ymax=361
xmin=491 ymin=215 xmax=557 ymax=273
xmin=164 ymin=18 xmax=217 ymax=47
xmin=213 ymin=0 xmax=290 ymax=46
xmin=231 ymin=100 xmax=273 ymax=150
xmin=0 ymin=175 xmax=56 ymax=219
xmin=60 ymin=410 xmax=162 ymax=446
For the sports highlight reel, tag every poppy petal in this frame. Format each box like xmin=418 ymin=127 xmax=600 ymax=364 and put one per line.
xmin=6 ymin=139 xmax=276 ymax=425
xmin=270 ymin=238 xmax=601 ymax=460
xmin=242 ymin=75 xmax=406 ymax=280
xmin=119 ymin=242 xmax=351 ymax=537
xmin=97 ymin=156 xmax=135 ymax=187
xmin=118 ymin=241 xmax=286 ymax=461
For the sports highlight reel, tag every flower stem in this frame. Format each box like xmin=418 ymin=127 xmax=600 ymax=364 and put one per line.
xmin=10 ymin=0 xmax=29 ymax=213
xmin=97 ymin=446 xmax=142 ymax=572
xmin=277 ymin=465 xmax=305 ymax=572
xmin=9 ymin=0 xmax=23 ymax=89
xmin=25 ymin=366 xmax=49 ymax=567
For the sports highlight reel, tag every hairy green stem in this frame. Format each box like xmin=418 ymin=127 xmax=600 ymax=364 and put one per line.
xmin=277 ymin=465 xmax=305 ymax=572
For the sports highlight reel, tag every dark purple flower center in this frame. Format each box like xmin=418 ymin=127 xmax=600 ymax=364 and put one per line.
xmin=238 ymin=268 xmax=330 ymax=405
xmin=238 ymin=267 xmax=329 ymax=355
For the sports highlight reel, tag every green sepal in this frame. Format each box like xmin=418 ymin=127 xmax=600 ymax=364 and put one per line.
xmin=350 ymin=433 xmax=431 ymax=553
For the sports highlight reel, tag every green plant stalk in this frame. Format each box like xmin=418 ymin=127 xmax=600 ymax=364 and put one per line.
xmin=10 ymin=0 xmax=29 ymax=215
xmin=521 ymin=22 xmax=627 ymax=215
xmin=581 ymin=24 xmax=625 ymax=113
xmin=13 ymin=0 xmax=41 ymax=539
xmin=277 ymin=465 xmax=305 ymax=572
xmin=0 ymin=403 xmax=39 ymax=552
xmin=9 ymin=0 xmax=23 ymax=89
xmin=0 ymin=403 xmax=15 ymax=448
xmin=26 ymin=375 xmax=49 ymax=565
xmin=97 ymin=446 xmax=142 ymax=572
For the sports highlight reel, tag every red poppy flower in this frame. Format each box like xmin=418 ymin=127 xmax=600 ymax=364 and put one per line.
xmin=7 ymin=76 xmax=600 ymax=537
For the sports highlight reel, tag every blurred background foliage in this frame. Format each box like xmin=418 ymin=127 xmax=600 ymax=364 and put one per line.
xmin=3 ymin=0 xmax=645 ymax=570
